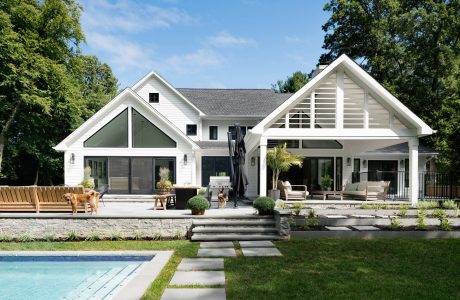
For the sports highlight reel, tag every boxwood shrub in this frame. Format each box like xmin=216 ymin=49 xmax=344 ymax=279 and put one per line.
xmin=253 ymin=196 xmax=275 ymax=215
xmin=186 ymin=196 xmax=209 ymax=210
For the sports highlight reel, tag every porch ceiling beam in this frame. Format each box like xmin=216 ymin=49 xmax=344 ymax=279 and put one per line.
xmin=263 ymin=128 xmax=417 ymax=139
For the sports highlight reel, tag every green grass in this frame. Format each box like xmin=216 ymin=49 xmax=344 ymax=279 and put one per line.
xmin=1 ymin=239 xmax=460 ymax=299
xmin=226 ymin=239 xmax=460 ymax=300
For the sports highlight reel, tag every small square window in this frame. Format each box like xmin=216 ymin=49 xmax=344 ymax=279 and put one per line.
xmin=186 ymin=124 xmax=197 ymax=136
xmin=209 ymin=126 xmax=218 ymax=140
xmin=149 ymin=93 xmax=159 ymax=103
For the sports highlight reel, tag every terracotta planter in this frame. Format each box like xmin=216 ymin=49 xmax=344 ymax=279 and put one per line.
xmin=191 ymin=209 xmax=205 ymax=215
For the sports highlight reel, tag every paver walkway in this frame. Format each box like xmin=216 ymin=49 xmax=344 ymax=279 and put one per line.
xmin=162 ymin=240 xmax=282 ymax=300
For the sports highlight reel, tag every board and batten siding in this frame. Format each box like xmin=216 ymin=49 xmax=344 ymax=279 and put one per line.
xmin=134 ymin=79 xmax=201 ymax=142
xmin=63 ymin=96 xmax=193 ymax=186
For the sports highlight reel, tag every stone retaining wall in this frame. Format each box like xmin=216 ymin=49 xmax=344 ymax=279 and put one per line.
xmin=0 ymin=217 xmax=194 ymax=239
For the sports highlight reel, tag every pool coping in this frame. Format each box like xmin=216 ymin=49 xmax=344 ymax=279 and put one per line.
xmin=0 ymin=250 xmax=174 ymax=300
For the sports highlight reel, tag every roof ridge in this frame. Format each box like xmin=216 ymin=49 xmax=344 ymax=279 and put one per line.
xmin=177 ymin=88 xmax=275 ymax=91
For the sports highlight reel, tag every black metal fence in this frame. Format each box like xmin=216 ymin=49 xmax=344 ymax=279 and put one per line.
xmin=352 ymin=171 xmax=460 ymax=200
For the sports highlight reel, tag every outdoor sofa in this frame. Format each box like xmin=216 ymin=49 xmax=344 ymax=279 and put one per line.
xmin=342 ymin=181 xmax=390 ymax=201
xmin=277 ymin=180 xmax=309 ymax=201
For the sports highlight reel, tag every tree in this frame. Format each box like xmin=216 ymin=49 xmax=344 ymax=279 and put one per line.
xmin=0 ymin=0 xmax=118 ymax=184
xmin=320 ymin=0 xmax=460 ymax=174
xmin=272 ymin=71 xmax=309 ymax=93
xmin=266 ymin=143 xmax=303 ymax=190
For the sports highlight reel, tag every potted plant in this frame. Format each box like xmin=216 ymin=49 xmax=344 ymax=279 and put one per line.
xmin=320 ymin=175 xmax=333 ymax=191
xmin=186 ymin=196 xmax=209 ymax=215
xmin=156 ymin=167 xmax=173 ymax=194
xmin=253 ymin=196 xmax=275 ymax=215
xmin=266 ymin=143 xmax=302 ymax=199
xmin=80 ymin=166 xmax=95 ymax=192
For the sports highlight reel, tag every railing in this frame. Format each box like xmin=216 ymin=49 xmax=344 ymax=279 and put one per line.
xmin=352 ymin=171 xmax=460 ymax=200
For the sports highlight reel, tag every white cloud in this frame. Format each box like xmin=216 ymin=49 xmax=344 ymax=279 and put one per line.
xmin=207 ymin=32 xmax=256 ymax=47
xmin=284 ymin=35 xmax=304 ymax=43
xmin=81 ymin=0 xmax=194 ymax=33
xmin=162 ymin=49 xmax=225 ymax=74
xmin=86 ymin=32 xmax=153 ymax=72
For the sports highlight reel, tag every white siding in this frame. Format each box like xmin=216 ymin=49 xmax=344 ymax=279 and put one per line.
xmin=134 ymin=79 xmax=201 ymax=141
xmin=201 ymin=119 xmax=259 ymax=141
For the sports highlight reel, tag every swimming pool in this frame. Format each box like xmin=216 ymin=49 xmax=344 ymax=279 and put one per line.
xmin=0 ymin=251 xmax=172 ymax=300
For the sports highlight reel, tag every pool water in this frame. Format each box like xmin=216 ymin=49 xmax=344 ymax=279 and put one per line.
xmin=0 ymin=256 xmax=153 ymax=300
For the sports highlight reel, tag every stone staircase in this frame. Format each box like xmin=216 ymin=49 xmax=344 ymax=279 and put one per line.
xmin=190 ymin=217 xmax=281 ymax=241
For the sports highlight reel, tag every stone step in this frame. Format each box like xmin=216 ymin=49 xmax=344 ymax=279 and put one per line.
xmin=191 ymin=233 xmax=281 ymax=241
xmin=192 ymin=226 xmax=278 ymax=234
xmin=192 ymin=219 xmax=275 ymax=226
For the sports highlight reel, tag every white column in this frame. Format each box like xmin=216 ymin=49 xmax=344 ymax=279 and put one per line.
xmin=408 ymin=138 xmax=419 ymax=206
xmin=336 ymin=69 xmax=344 ymax=129
xmin=259 ymin=137 xmax=267 ymax=197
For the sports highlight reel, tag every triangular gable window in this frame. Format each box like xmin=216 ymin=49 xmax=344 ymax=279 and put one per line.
xmin=84 ymin=109 xmax=128 ymax=147
xmin=132 ymin=108 xmax=176 ymax=148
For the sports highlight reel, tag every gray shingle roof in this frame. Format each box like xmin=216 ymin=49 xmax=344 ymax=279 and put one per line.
xmin=177 ymin=88 xmax=292 ymax=116
xmin=366 ymin=142 xmax=437 ymax=154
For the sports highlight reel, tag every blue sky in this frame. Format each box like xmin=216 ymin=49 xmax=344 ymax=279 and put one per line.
xmin=79 ymin=0 xmax=330 ymax=89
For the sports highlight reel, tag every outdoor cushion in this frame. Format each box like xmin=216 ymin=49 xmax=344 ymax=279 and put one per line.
xmin=283 ymin=181 xmax=292 ymax=192
xmin=344 ymin=183 xmax=358 ymax=191
xmin=357 ymin=182 xmax=368 ymax=191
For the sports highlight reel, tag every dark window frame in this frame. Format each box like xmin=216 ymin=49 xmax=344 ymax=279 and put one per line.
xmin=209 ymin=126 xmax=218 ymax=140
xmin=149 ymin=92 xmax=159 ymax=103
xmin=132 ymin=108 xmax=177 ymax=148
xmin=186 ymin=124 xmax=197 ymax=136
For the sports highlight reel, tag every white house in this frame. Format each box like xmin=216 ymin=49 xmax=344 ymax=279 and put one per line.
xmin=55 ymin=54 xmax=436 ymax=205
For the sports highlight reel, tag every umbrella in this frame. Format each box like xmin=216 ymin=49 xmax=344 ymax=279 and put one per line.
xmin=228 ymin=123 xmax=248 ymax=207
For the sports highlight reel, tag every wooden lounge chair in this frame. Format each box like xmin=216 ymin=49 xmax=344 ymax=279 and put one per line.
xmin=277 ymin=180 xmax=309 ymax=201
xmin=36 ymin=186 xmax=86 ymax=212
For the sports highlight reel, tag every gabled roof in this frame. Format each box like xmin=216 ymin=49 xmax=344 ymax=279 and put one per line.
xmin=177 ymin=88 xmax=292 ymax=117
xmin=251 ymin=54 xmax=434 ymax=136
xmin=132 ymin=70 xmax=205 ymax=116
xmin=54 ymin=88 xmax=199 ymax=151
xmin=364 ymin=142 xmax=438 ymax=155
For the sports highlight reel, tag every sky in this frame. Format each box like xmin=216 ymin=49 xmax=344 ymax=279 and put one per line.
xmin=79 ymin=0 xmax=330 ymax=89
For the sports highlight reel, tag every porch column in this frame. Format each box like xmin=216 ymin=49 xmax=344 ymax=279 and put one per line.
xmin=259 ymin=137 xmax=267 ymax=197
xmin=408 ymin=138 xmax=419 ymax=206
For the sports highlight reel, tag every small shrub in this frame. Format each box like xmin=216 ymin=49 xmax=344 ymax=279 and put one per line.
xmin=275 ymin=200 xmax=286 ymax=209
xmin=441 ymin=200 xmax=458 ymax=210
xmin=432 ymin=208 xmax=447 ymax=220
xmin=67 ymin=230 xmax=78 ymax=241
xmin=153 ymin=232 xmax=163 ymax=241
xmin=85 ymin=232 xmax=101 ymax=241
xmin=440 ymin=219 xmax=452 ymax=231
xmin=288 ymin=214 xmax=295 ymax=226
xmin=417 ymin=201 xmax=438 ymax=210
xmin=174 ymin=230 xmax=182 ymax=240
xmin=79 ymin=180 xmax=95 ymax=189
xmin=110 ymin=231 xmax=123 ymax=241
xmin=398 ymin=206 xmax=408 ymax=217
xmin=197 ymin=188 xmax=207 ymax=196
xmin=133 ymin=230 xmax=143 ymax=241
xmin=292 ymin=202 xmax=303 ymax=216
xmin=416 ymin=210 xmax=428 ymax=230
xmin=44 ymin=234 xmax=56 ymax=242
xmin=253 ymin=197 xmax=275 ymax=215
xmin=17 ymin=234 xmax=34 ymax=243
xmin=308 ymin=209 xmax=317 ymax=219
xmin=186 ymin=196 xmax=209 ymax=210
xmin=0 ymin=234 xmax=12 ymax=242
xmin=390 ymin=216 xmax=402 ymax=231
xmin=359 ymin=204 xmax=371 ymax=209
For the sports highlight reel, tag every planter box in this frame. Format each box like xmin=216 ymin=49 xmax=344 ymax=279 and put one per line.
xmin=291 ymin=230 xmax=460 ymax=239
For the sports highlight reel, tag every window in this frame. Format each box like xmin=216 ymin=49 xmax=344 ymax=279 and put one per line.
xmin=186 ymin=124 xmax=197 ymax=136
xmin=84 ymin=109 xmax=128 ymax=147
xmin=132 ymin=108 xmax=176 ymax=148
xmin=149 ymin=92 xmax=159 ymax=103
xmin=209 ymin=126 xmax=218 ymax=140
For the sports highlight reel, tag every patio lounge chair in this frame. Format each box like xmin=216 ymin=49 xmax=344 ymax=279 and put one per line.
xmin=342 ymin=181 xmax=390 ymax=201
xmin=277 ymin=180 xmax=309 ymax=201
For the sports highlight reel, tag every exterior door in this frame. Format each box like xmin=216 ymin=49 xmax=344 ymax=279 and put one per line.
xmin=131 ymin=158 xmax=153 ymax=194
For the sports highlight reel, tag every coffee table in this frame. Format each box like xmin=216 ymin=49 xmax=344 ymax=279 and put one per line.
xmin=311 ymin=190 xmax=343 ymax=201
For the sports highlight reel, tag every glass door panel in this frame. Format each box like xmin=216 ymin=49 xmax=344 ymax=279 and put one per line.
xmin=108 ymin=157 xmax=130 ymax=194
xmin=131 ymin=158 xmax=153 ymax=194
xmin=84 ymin=157 xmax=107 ymax=189
xmin=154 ymin=158 xmax=176 ymax=191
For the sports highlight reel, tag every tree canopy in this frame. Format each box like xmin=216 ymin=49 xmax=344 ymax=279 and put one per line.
xmin=272 ymin=71 xmax=309 ymax=93
xmin=320 ymin=0 xmax=460 ymax=174
xmin=0 ymin=0 xmax=118 ymax=185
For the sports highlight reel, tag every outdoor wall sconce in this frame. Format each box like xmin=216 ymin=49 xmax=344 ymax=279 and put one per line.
xmin=184 ymin=154 xmax=188 ymax=165
xmin=70 ymin=153 xmax=75 ymax=164
xmin=400 ymin=159 xmax=405 ymax=168
xmin=362 ymin=160 xmax=367 ymax=168
xmin=346 ymin=157 xmax=351 ymax=166
xmin=251 ymin=157 xmax=256 ymax=166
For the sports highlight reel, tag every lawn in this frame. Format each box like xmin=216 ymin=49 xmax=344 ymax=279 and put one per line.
xmin=1 ymin=239 xmax=459 ymax=300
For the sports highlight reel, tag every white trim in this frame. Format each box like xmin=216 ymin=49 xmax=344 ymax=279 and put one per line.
xmin=132 ymin=71 xmax=205 ymax=116
xmin=251 ymin=54 xmax=434 ymax=136
xmin=54 ymin=88 xmax=199 ymax=151
xmin=336 ymin=68 xmax=344 ymax=129
xmin=128 ymin=106 xmax=133 ymax=148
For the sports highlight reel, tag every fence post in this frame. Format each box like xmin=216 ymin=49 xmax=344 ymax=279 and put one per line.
xmin=449 ymin=172 xmax=453 ymax=200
